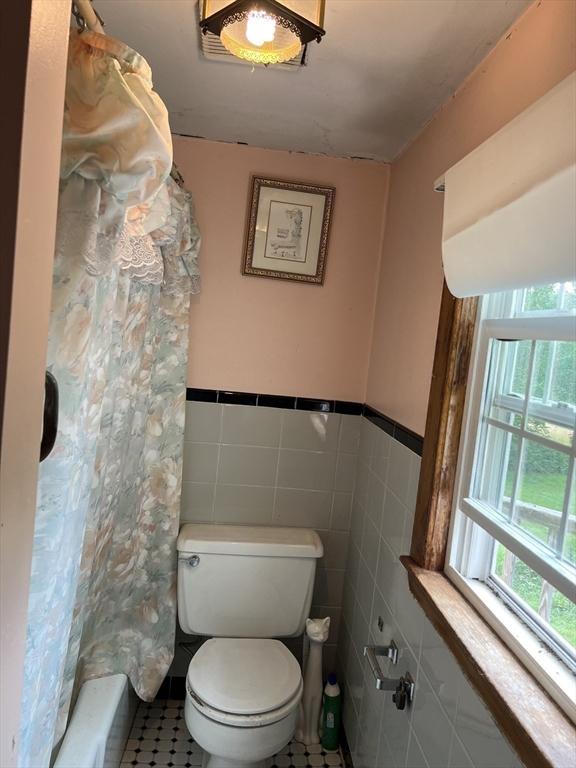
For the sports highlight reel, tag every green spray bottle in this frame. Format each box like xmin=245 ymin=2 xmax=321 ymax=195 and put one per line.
xmin=321 ymin=674 xmax=341 ymax=751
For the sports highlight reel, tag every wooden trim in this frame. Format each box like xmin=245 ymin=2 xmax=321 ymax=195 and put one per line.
xmin=410 ymin=282 xmax=478 ymax=569
xmin=401 ymin=557 xmax=575 ymax=768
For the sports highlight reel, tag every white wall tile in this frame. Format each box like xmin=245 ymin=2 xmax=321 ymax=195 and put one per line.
xmin=350 ymin=596 xmax=370 ymax=658
xmin=365 ymin=471 xmax=385 ymax=531
xmin=360 ymin=515 xmax=380 ymax=578
xmin=331 ymin=492 xmax=352 ymax=531
xmin=359 ymin=419 xmax=378 ymax=464
xmin=217 ymin=444 xmax=278 ymax=486
xmin=281 ymin=410 xmax=341 ymax=451
xmin=318 ymin=530 xmax=350 ymax=570
xmin=407 ymin=453 xmax=422 ymax=513
xmin=411 ymin=671 xmax=454 ymax=768
xmin=350 ymin=498 xmax=365 ymax=551
xmin=182 ymin=443 xmax=219 ymax=483
xmin=342 ymin=578 xmax=356 ymax=633
xmin=277 ymin=449 xmax=337 ymax=491
xmin=356 ymin=556 xmax=375 ymax=624
xmin=343 ymin=688 xmax=360 ymax=753
xmin=419 ymin=618 xmax=461 ymax=721
xmin=180 ymin=482 xmax=214 ymax=523
xmin=345 ymin=641 xmax=365 ymax=718
xmin=355 ymin=460 xmax=370 ymax=511
xmin=406 ymin=731 xmax=431 ymax=768
xmin=274 ymin=488 xmax=332 ymax=529
xmin=376 ymin=730 xmax=397 ymax=768
xmin=369 ymin=586 xmax=395 ymax=648
xmin=370 ymin=429 xmax=391 ymax=482
xmin=376 ymin=539 xmax=401 ymax=613
xmin=184 ymin=401 xmax=222 ymax=443
xmin=346 ymin=542 xmax=362 ymax=596
xmin=221 ymin=404 xmax=282 ymax=447
xmin=338 ymin=622 xmax=352 ymax=670
xmin=448 ymin=735 xmax=475 ymax=768
xmin=339 ymin=414 xmax=361 ymax=453
xmin=213 ymin=484 xmax=275 ymax=525
xmin=392 ymin=572 xmax=425 ymax=656
xmin=455 ymin=680 xmax=521 ymax=768
xmin=334 ymin=452 xmax=358 ymax=492
xmin=401 ymin=500 xmax=417 ymax=554
xmin=312 ymin=567 xmax=345 ymax=607
xmin=381 ymin=488 xmax=408 ymax=557
xmin=378 ymin=685 xmax=412 ymax=768
xmin=356 ymin=664 xmax=385 ymax=768
xmin=386 ymin=438 xmax=413 ymax=506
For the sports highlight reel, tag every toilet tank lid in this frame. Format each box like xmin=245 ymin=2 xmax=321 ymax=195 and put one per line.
xmin=177 ymin=524 xmax=323 ymax=558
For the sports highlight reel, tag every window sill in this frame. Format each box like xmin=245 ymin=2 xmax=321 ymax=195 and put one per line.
xmin=400 ymin=556 xmax=575 ymax=768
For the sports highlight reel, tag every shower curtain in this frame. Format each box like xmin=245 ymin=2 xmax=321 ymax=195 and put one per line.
xmin=19 ymin=31 xmax=200 ymax=768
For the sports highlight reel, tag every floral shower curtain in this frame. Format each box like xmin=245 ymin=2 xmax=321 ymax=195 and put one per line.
xmin=19 ymin=32 xmax=200 ymax=768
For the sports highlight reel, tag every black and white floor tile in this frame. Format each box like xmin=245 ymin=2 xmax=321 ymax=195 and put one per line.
xmin=121 ymin=700 xmax=344 ymax=768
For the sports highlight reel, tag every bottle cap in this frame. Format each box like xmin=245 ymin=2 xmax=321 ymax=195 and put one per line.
xmin=327 ymin=673 xmax=338 ymax=685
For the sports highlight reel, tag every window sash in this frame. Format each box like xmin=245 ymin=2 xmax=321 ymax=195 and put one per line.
xmin=493 ymin=393 xmax=575 ymax=431
xmin=461 ymin=496 xmax=575 ymax=600
xmin=451 ymin=308 xmax=575 ymax=643
xmin=487 ymin=572 xmax=576 ymax=671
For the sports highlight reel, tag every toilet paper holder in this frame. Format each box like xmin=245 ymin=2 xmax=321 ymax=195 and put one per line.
xmin=364 ymin=642 xmax=415 ymax=709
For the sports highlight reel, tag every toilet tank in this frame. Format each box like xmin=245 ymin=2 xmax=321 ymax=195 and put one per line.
xmin=177 ymin=524 xmax=323 ymax=637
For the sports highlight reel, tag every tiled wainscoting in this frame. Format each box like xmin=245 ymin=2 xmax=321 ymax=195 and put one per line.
xmin=177 ymin=391 xmax=522 ymax=768
xmin=339 ymin=417 xmax=523 ymax=768
xmin=177 ymin=395 xmax=361 ymax=676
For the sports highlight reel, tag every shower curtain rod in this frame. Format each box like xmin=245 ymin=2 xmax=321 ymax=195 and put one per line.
xmin=72 ymin=0 xmax=105 ymax=34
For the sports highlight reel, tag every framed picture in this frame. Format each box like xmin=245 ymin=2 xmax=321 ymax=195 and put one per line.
xmin=242 ymin=176 xmax=335 ymax=284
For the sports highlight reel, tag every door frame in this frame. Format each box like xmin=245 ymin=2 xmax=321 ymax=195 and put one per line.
xmin=0 ymin=2 xmax=70 ymax=764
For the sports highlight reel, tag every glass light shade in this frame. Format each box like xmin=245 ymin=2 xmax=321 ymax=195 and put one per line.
xmin=201 ymin=1 xmax=325 ymax=66
xmin=221 ymin=15 xmax=301 ymax=64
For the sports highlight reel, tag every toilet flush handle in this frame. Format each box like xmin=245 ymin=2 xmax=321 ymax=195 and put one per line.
xmin=186 ymin=554 xmax=200 ymax=567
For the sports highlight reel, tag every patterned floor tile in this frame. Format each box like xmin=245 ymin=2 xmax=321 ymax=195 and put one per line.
xmin=121 ymin=700 xmax=343 ymax=768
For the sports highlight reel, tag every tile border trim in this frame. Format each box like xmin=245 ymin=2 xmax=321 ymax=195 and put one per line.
xmin=186 ymin=388 xmax=423 ymax=455
xmin=186 ymin=387 xmax=362 ymax=414
xmin=363 ymin=404 xmax=424 ymax=456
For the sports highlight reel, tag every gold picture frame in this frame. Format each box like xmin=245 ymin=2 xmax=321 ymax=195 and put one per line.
xmin=242 ymin=176 xmax=335 ymax=285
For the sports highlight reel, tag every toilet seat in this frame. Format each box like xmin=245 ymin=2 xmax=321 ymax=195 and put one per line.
xmin=187 ymin=638 xmax=303 ymax=727
xmin=187 ymin=679 xmax=302 ymax=728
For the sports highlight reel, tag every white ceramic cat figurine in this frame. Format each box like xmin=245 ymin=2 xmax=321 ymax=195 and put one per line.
xmin=294 ymin=617 xmax=331 ymax=746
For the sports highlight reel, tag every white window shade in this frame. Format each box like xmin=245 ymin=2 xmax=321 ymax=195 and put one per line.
xmin=442 ymin=72 xmax=576 ymax=299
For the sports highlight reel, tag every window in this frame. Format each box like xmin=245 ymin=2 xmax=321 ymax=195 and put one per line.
xmin=448 ymin=281 xmax=576 ymax=720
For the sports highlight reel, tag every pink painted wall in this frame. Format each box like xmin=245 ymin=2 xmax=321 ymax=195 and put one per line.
xmin=366 ymin=0 xmax=576 ymax=435
xmin=174 ymin=137 xmax=389 ymax=401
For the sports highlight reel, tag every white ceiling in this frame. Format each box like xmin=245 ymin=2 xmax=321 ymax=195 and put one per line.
xmin=98 ymin=0 xmax=531 ymax=161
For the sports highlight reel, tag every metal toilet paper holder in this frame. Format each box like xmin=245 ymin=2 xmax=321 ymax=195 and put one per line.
xmin=364 ymin=642 xmax=415 ymax=709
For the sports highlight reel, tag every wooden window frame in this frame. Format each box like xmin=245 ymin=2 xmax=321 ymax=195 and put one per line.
xmin=402 ymin=282 xmax=575 ymax=768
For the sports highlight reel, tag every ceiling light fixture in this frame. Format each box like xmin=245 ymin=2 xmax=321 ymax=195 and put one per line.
xmin=200 ymin=0 xmax=326 ymax=66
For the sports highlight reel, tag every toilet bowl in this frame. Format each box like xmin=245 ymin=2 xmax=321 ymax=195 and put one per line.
xmin=185 ymin=638 xmax=303 ymax=768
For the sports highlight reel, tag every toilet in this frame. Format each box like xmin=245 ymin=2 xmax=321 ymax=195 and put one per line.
xmin=177 ymin=524 xmax=324 ymax=768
